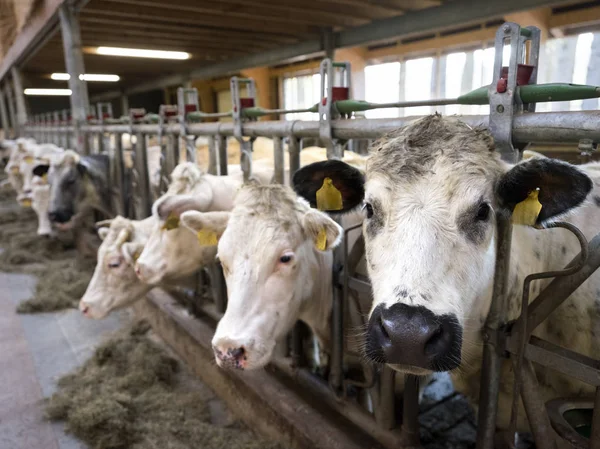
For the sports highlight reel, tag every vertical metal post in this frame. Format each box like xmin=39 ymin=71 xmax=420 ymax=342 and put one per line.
xmin=217 ymin=134 xmax=227 ymax=175
xmin=53 ymin=111 xmax=60 ymax=145
xmin=113 ymin=133 xmax=127 ymax=216
xmin=207 ymin=136 xmax=218 ymax=175
xmin=134 ymin=133 xmax=152 ymax=219
xmin=59 ymin=2 xmax=89 ymax=154
xmin=0 ymin=87 xmax=10 ymax=139
xmin=401 ymin=375 xmax=420 ymax=443
xmin=11 ymin=67 xmax=27 ymax=135
xmin=476 ymin=213 xmax=513 ymax=449
xmin=5 ymin=85 xmax=17 ymax=138
xmin=288 ymin=136 xmax=300 ymax=176
xmin=213 ymin=263 xmax=227 ymax=314
xmin=120 ymin=94 xmax=129 ymax=117
xmin=273 ymin=136 xmax=285 ymax=184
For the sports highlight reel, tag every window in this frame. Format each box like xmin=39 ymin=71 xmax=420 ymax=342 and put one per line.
xmin=364 ymin=62 xmax=400 ymax=118
xmin=404 ymin=57 xmax=434 ymax=116
xmin=283 ymin=73 xmax=321 ymax=121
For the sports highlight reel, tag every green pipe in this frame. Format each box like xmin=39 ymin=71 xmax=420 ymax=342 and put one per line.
xmin=458 ymin=83 xmax=600 ymax=105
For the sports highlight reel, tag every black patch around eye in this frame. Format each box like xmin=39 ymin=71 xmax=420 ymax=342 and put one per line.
xmin=457 ymin=202 xmax=489 ymax=244
xmin=365 ymin=199 xmax=384 ymax=237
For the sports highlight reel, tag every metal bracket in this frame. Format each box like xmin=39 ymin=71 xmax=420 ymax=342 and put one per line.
xmin=177 ymin=87 xmax=199 ymax=163
xmin=319 ymin=58 xmax=351 ymax=160
xmin=231 ymin=76 xmax=257 ymax=182
xmin=488 ymin=23 xmax=540 ymax=163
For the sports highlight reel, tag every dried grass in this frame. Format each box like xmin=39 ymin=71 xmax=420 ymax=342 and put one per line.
xmin=46 ymin=321 xmax=283 ymax=449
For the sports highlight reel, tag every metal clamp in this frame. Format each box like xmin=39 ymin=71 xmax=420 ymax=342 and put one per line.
xmin=177 ymin=87 xmax=199 ymax=163
xmin=488 ymin=23 xmax=541 ymax=163
xmin=231 ymin=76 xmax=257 ymax=182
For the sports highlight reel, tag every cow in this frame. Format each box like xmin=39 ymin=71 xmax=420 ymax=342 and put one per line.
xmin=78 ymin=215 xmax=155 ymax=319
xmin=17 ymin=144 xmax=63 ymax=208
xmin=291 ymin=114 xmax=599 ymax=431
xmin=46 ymin=149 xmax=112 ymax=229
xmin=133 ymin=162 xmax=273 ymax=285
xmin=4 ymin=138 xmax=35 ymax=194
xmin=179 ymin=183 xmax=367 ymax=371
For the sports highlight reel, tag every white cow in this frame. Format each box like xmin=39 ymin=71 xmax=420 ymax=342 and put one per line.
xmin=134 ymin=162 xmax=273 ymax=285
xmin=292 ymin=114 xmax=600 ymax=431
xmin=180 ymin=183 xmax=365 ymax=371
xmin=78 ymin=215 xmax=155 ymax=319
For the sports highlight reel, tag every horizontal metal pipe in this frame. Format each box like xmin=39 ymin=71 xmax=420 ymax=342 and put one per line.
xmin=25 ymin=111 xmax=600 ymax=144
xmin=271 ymin=357 xmax=405 ymax=449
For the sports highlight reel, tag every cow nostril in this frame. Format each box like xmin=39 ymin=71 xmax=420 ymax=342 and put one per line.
xmin=230 ymin=347 xmax=245 ymax=361
xmin=424 ymin=325 xmax=445 ymax=356
xmin=378 ymin=315 xmax=390 ymax=341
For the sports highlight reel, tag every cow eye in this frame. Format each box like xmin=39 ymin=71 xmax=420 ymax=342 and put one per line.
xmin=362 ymin=202 xmax=374 ymax=219
xmin=108 ymin=261 xmax=121 ymax=268
xmin=475 ymin=203 xmax=490 ymax=221
xmin=279 ymin=254 xmax=293 ymax=264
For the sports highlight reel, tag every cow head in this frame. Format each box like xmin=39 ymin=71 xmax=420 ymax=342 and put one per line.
xmin=48 ymin=150 xmax=87 ymax=224
xmin=79 ymin=216 xmax=153 ymax=318
xmin=181 ymin=183 xmax=343 ymax=370
xmin=293 ymin=114 xmax=592 ymax=375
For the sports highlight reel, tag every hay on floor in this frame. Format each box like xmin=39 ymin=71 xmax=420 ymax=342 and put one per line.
xmin=45 ymin=322 xmax=283 ymax=449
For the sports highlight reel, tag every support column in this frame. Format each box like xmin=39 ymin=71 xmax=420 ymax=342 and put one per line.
xmin=0 ymin=87 xmax=10 ymax=139
xmin=11 ymin=67 xmax=28 ymax=133
xmin=240 ymin=67 xmax=273 ymax=119
xmin=323 ymin=27 xmax=335 ymax=60
xmin=59 ymin=2 xmax=89 ymax=153
xmin=5 ymin=85 xmax=17 ymax=139
xmin=120 ymin=94 xmax=129 ymax=116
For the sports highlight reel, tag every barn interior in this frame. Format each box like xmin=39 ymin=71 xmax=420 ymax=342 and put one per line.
xmin=1 ymin=1 xmax=600 ymax=449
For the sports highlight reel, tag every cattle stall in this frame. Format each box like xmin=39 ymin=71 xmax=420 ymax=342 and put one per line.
xmin=10 ymin=19 xmax=600 ymax=449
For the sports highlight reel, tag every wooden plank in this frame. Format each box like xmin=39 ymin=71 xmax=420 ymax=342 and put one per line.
xmin=0 ymin=0 xmax=64 ymax=81
xmin=549 ymin=5 xmax=600 ymax=30
xmin=133 ymin=289 xmax=373 ymax=449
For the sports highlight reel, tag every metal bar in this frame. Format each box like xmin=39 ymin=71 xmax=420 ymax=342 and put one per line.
xmin=211 ymin=263 xmax=227 ymax=315
xmin=217 ymin=134 xmax=227 ymax=176
xmin=113 ymin=133 xmax=127 ymax=217
xmin=527 ymin=232 xmax=600 ymax=333
xmin=5 ymin=85 xmax=17 ymax=138
xmin=134 ymin=133 xmax=152 ymax=219
xmin=121 ymin=95 xmax=129 ymax=116
xmin=401 ymin=375 xmax=420 ymax=445
xmin=520 ymin=360 xmax=558 ymax=449
xmin=476 ymin=213 xmax=513 ymax=449
xmin=273 ymin=137 xmax=285 ymax=184
xmin=506 ymin=336 xmax=600 ymax=387
xmin=0 ymin=88 xmax=9 ymax=138
xmin=10 ymin=67 xmax=27 ymax=134
xmin=59 ymin=3 xmax=89 ymax=153
xmin=289 ymin=136 xmax=300 ymax=174
xmin=374 ymin=366 xmax=396 ymax=430
xmin=592 ymin=387 xmax=600 ymax=449
xmin=207 ymin=136 xmax=218 ymax=175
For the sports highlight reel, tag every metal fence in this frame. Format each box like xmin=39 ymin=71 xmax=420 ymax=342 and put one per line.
xmin=19 ymin=21 xmax=600 ymax=449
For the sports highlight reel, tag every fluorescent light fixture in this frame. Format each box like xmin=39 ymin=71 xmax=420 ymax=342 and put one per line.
xmin=51 ymin=73 xmax=120 ymax=82
xmin=95 ymin=46 xmax=190 ymax=60
xmin=24 ymin=88 xmax=72 ymax=96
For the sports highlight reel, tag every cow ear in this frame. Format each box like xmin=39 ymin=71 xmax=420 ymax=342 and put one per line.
xmin=98 ymin=228 xmax=110 ymax=240
xmin=180 ymin=211 xmax=230 ymax=237
xmin=32 ymin=164 xmax=50 ymax=177
xmin=497 ymin=158 xmax=593 ymax=224
xmin=293 ymin=160 xmax=365 ymax=213
xmin=153 ymin=193 xmax=212 ymax=220
xmin=302 ymin=209 xmax=343 ymax=252
xmin=76 ymin=163 xmax=87 ymax=176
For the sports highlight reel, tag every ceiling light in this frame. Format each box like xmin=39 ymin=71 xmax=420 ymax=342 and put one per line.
xmin=24 ymin=88 xmax=72 ymax=96
xmin=95 ymin=46 xmax=190 ymax=60
xmin=51 ymin=73 xmax=120 ymax=82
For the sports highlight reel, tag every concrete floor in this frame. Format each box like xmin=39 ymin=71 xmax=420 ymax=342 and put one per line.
xmin=0 ymin=271 xmax=126 ymax=449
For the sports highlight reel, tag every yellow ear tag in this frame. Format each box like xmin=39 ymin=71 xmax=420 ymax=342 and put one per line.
xmin=21 ymin=199 xmax=32 ymax=208
xmin=315 ymin=177 xmax=343 ymax=211
xmin=512 ymin=188 xmax=542 ymax=226
xmin=10 ymin=166 xmax=19 ymax=174
xmin=24 ymin=156 xmax=34 ymax=164
xmin=162 ymin=213 xmax=180 ymax=231
xmin=42 ymin=173 xmax=48 ymax=183
xmin=132 ymin=250 xmax=141 ymax=262
xmin=315 ymin=228 xmax=327 ymax=251
xmin=197 ymin=229 xmax=218 ymax=246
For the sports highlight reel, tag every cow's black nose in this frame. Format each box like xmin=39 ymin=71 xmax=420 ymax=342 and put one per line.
xmin=48 ymin=210 xmax=71 ymax=223
xmin=366 ymin=303 xmax=462 ymax=371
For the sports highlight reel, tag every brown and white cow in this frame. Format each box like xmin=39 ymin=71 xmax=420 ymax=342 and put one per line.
xmin=292 ymin=114 xmax=599 ymax=430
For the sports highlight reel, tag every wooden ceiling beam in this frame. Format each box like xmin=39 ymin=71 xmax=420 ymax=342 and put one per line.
xmin=78 ymin=16 xmax=300 ymax=44
xmin=92 ymin=0 xmax=364 ymax=30
xmin=82 ymin=7 xmax=317 ymax=36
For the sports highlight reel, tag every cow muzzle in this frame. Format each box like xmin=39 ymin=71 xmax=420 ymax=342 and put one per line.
xmin=48 ymin=208 xmax=73 ymax=224
xmin=365 ymin=303 xmax=462 ymax=372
